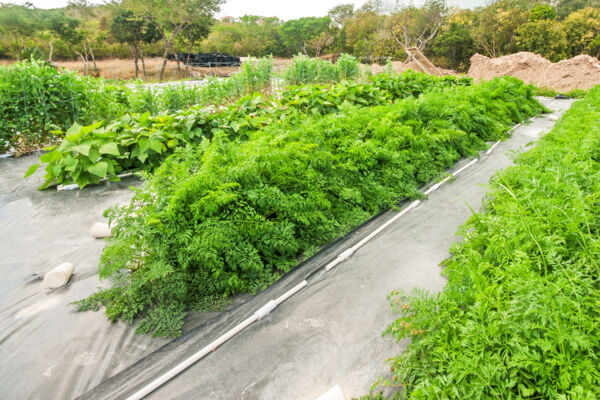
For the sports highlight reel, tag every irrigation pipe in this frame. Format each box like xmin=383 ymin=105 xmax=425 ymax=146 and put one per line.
xmin=122 ymin=121 xmax=518 ymax=399
xmin=125 ymin=280 xmax=308 ymax=400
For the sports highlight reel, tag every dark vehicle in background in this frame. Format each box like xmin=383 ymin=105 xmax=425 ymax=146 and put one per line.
xmin=167 ymin=52 xmax=241 ymax=67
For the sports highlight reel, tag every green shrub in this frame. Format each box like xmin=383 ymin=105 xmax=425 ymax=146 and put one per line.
xmin=281 ymin=53 xmax=360 ymax=85
xmin=380 ymin=88 xmax=600 ymax=399
xmin=72 ymin=77 xmax=545 ymax=337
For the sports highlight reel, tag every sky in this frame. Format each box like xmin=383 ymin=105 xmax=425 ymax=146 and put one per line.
xmin=5 ymin=0 xmax=489 ymax=20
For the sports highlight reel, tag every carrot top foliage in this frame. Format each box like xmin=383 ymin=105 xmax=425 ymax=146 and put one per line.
xmin=73 ymin=76 xmax=544 ymax=338
xmin=378 ymin=89 xmax=600 ymax=399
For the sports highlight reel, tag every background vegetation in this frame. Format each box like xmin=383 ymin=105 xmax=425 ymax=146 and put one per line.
xmin=2 ymin=0 xmax=600 ymax=74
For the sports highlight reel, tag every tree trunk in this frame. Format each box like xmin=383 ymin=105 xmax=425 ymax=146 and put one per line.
xmin=140 ymin=47 xmax=147 ymax=79
xmin=75 ymin=51 xmax=88 ymax=76
xmin=48 ymin=41 xmax=53 ymax=62
xmin=186 ymin=42 xmax=193 ymax=76
xmin=129 ymin=43 xmax=139 ymax=78
xmin=159 ymin=42 xmax=171 ymax=82
xmin=88 ymin=41 xmax=99 ymax=76
xmin=174 ymin=51 xmax=182 ymax=76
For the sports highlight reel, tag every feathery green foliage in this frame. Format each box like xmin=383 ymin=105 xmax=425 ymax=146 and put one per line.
xmin=72 ymin=77 xmax=545 ymax=337
xmin=376 ymin=88 xmax=600 ymax=399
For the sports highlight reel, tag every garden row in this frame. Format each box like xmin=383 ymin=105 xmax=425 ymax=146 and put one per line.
xmin=378 ymin=88 xmax=600 ymax=398
xmin=0 ymin=58 xmax=273 ymax=154
xmin=73 ymin=77 xmax=546 ymax=338
xmin=1 ymin=54 xmax=369 ymax=155
xmin=27 ymin=71 xmax=472 ymax=189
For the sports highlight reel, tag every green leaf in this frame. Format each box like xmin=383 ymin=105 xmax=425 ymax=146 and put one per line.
xmin=149 ymin=140 xmax=162 ymax=154
xmin=66 ymin=122 xmax=82 ymax=136
xmin=72 ymin=144 xmax=91 ymax=156
xmin=23 ymin=164 xmax=40 ymax=178
xmin=88 ymin=147 xmax=100 ymax=163
xmin=99 ymin=142 xmax=120 ymax=156
xmin=138 ymin=152 xmax=148 ymax=163
xmin=87 ymin=161 xmax=108 ymax=178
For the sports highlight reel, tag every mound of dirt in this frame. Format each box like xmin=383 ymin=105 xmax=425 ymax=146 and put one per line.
xmin=545 ymin=55 xmax=600 ymax=91
xmin=369 ymin=63 xmax=385 ymax=74
xmin=468 ymin=52 xmax=600 ymax=91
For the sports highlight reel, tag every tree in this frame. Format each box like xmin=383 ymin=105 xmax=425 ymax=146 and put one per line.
xmin=110 ymin=10 xmax=161 ymax=78
xmin=328 ymin=4 xmax=354 ymax=28
xmin=529 ymin=4 xmax=557 ymax=21
xmin=342 ymin=11 xmax=382 ymax=61
xmin=470 ymin=3 xmax=529 ymax=57
xmin=0 ymin=4 xmax=38 ymax=60
xmin=308 ymin=31 xmax=334 ymax=57
xmin=123 ymin=0 xmax=224 ymax=81
xmin=49 ymin=14 xmax=90 ymax=72
xmin=180 ymin=17 xmax=212 ymax=68
xmin=201 ymin=16 xmax=283 ymax=57
xmin=388 ymin=0 xmax=448 ymax=54
xmin=278 ymin=17 xmax=331 ymax=55
xmin=556 ymin=0 xmax=600 ymax=18
xmin=563 ymin=7 xmax=600 ymax=56
xmin=429 ymin=22 xmax=475 ymax=71
xmin=515 ymin=19 xmax=568 ymax=61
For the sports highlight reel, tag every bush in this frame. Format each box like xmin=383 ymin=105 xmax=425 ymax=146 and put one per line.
xmin=281 ymin=53 xmax=360 ymax=85
xmin=72 ymin=77 xmax=545 ymax=337
xmin=379 ymin=88 xmax=600 ymax=398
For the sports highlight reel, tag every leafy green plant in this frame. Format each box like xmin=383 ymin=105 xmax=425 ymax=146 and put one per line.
xmin=377 ymin=87 xmax=600 ymax=399
xmin=27 ymin=94 xmax=273 ymax=188
xmin=281 ymin=53 xmax=360 ymax=85
xmin=30 ymin=70 xmax=476 ymax=188
xmin=0 ymin=58 xmax=274 ymax=155
xmin=72 ymin=77 xmax=545 ymax=337
xmin=0 ymin=59 xmax=128 ymax=153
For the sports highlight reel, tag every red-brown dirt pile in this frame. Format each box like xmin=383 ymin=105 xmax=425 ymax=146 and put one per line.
xmin=468 ymin=52 xmax=600 ymax=91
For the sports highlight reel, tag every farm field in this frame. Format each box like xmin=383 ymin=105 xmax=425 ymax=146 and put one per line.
xmin=0 ymin=95 xmax=573 ymax=399
xmin=3 ymin=0 xmax=600 ymax=398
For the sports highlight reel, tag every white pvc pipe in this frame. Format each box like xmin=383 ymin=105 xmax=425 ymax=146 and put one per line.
xmin=326 ymin=157 xmax=482 ymax=272
xmin=125 ymin=280 xmax=307 ymax=400
xmin=485 ymin=141 xmax=500 ymax=156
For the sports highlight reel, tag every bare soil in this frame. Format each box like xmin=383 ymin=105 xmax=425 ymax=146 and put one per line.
xmin=1 ymin=57 xmax=293 ymax=82
xmin=468 ymin=52 xmax=600 ymax=91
